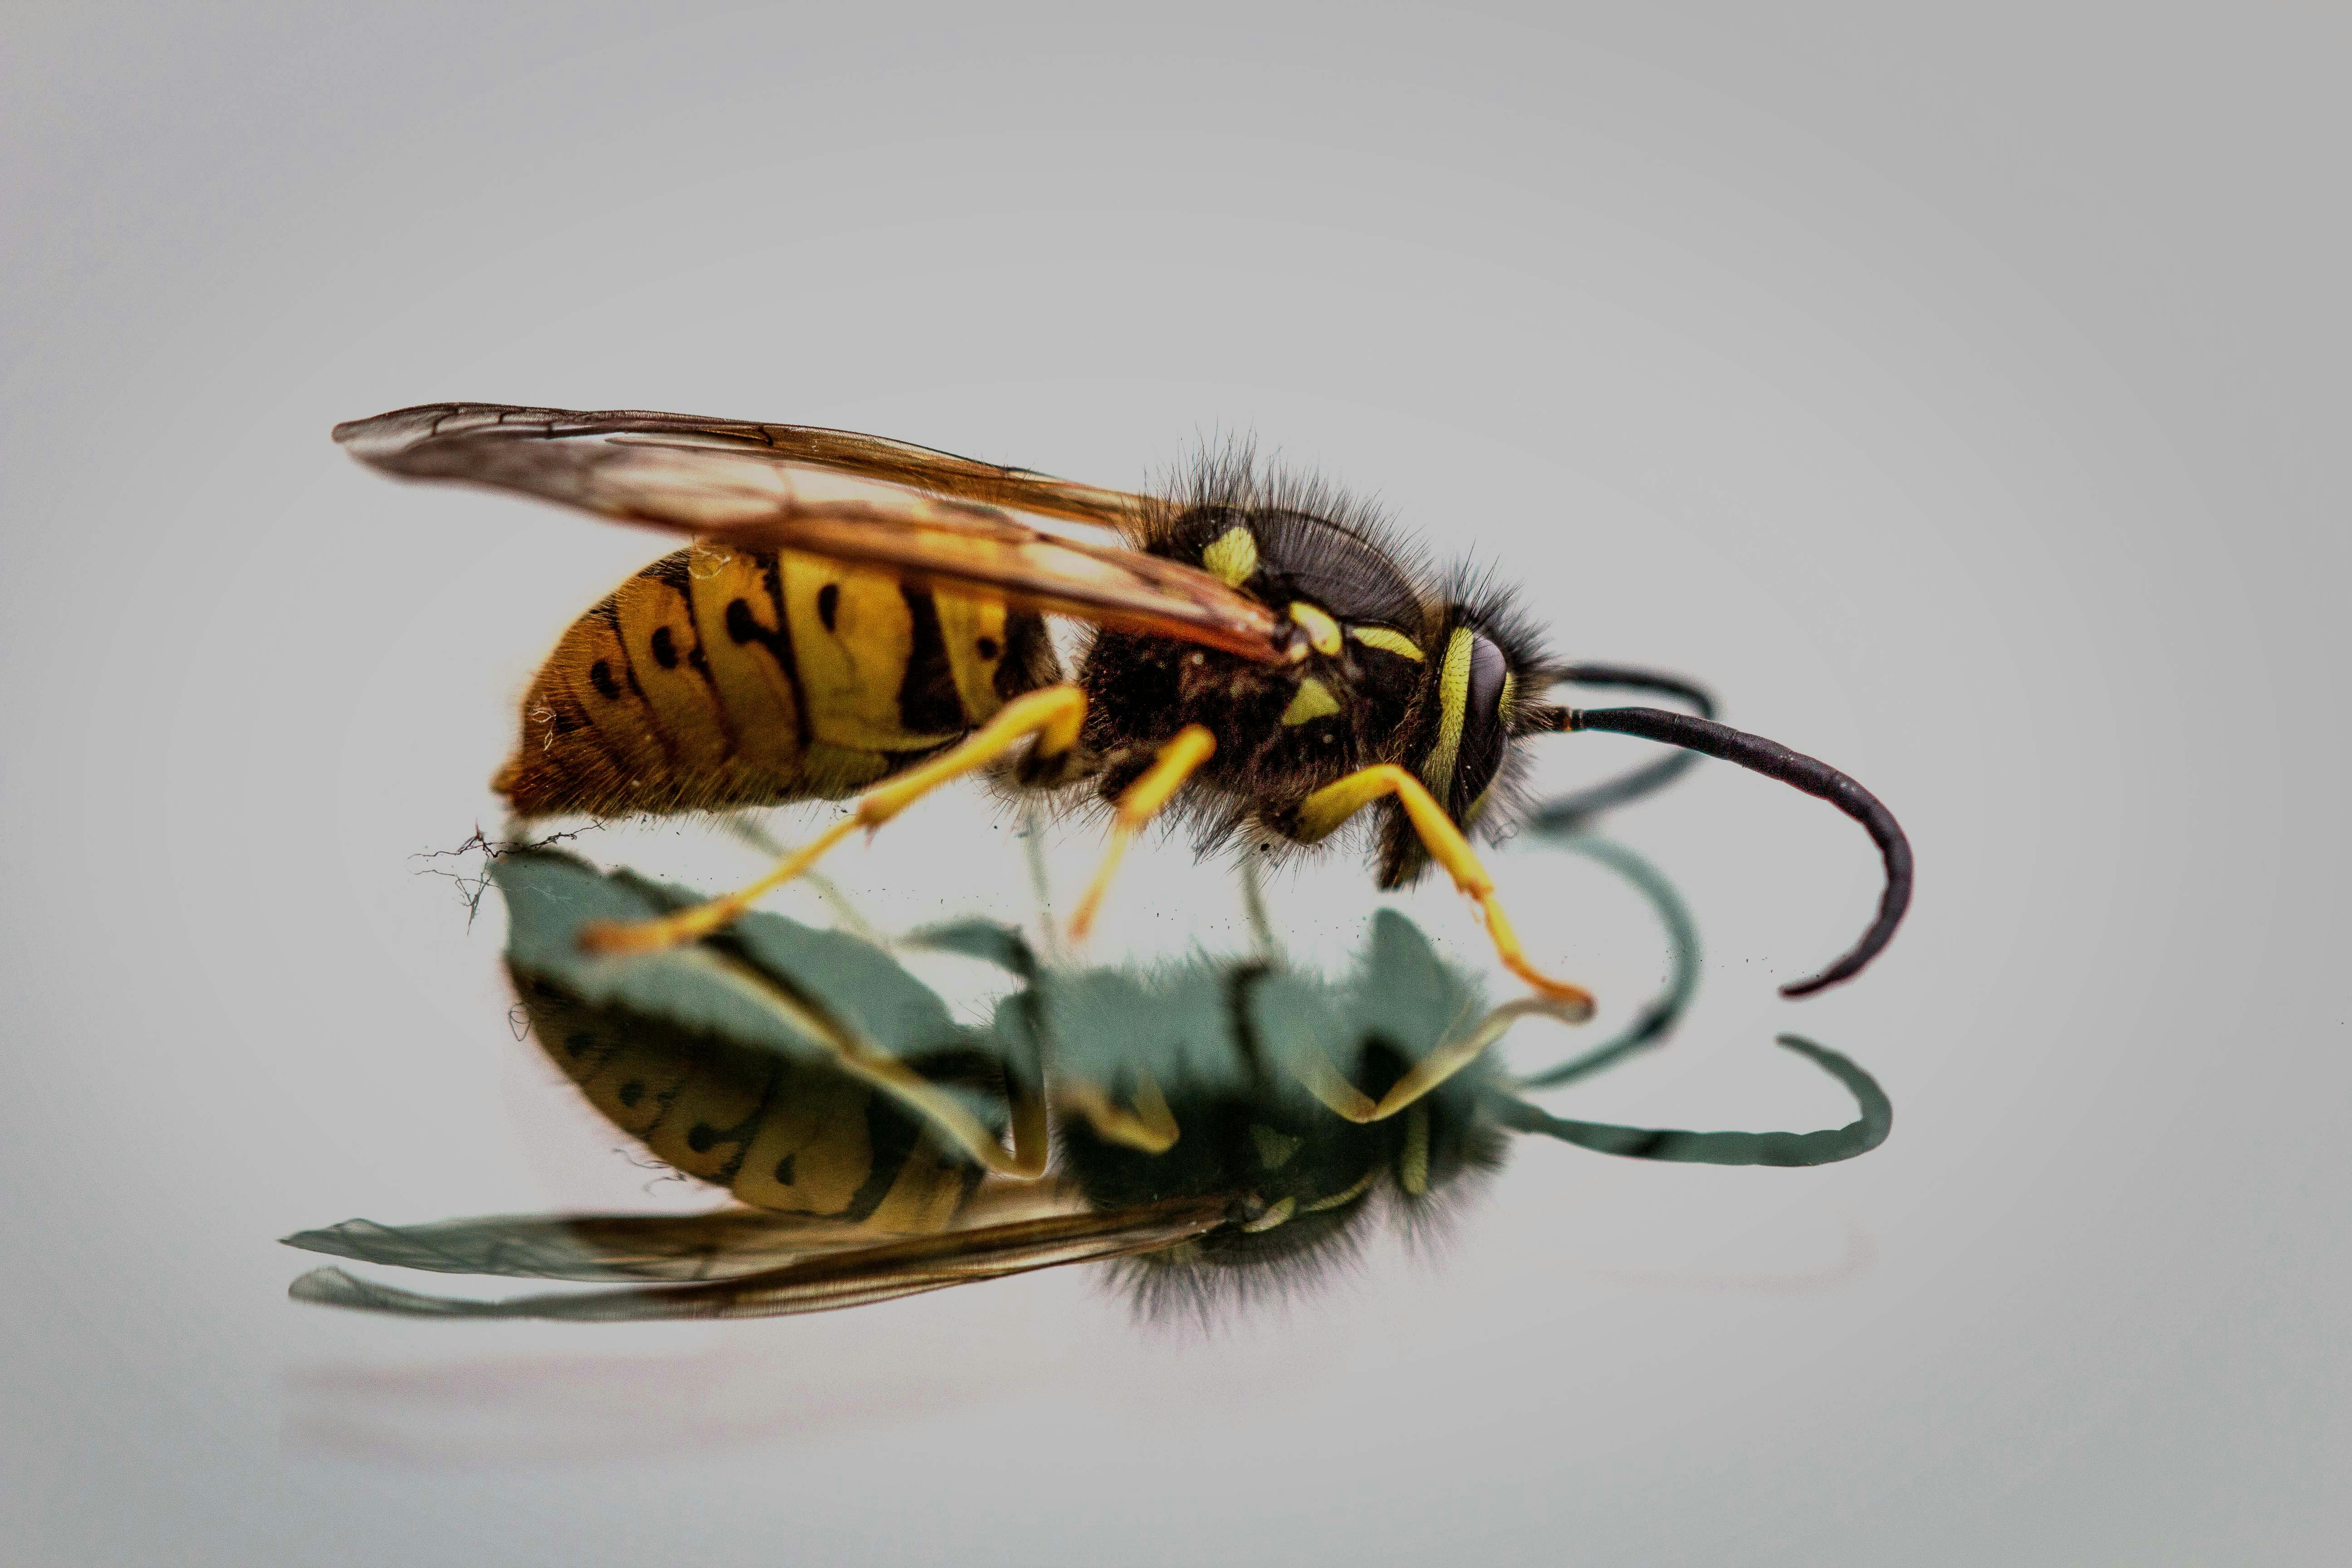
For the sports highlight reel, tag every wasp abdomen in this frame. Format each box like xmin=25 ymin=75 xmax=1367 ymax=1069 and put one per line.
xmin=496 ymin=544 xmax=1056 ymax=818
xmin=516 ymin=970 xmax=982 ymax=1234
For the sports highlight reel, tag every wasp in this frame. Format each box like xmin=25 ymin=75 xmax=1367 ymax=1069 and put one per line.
xmin=284 ymin=848 xmax=1889 ymax=1323
xmin=334 ymin=403 xmax=1912 ymax=1004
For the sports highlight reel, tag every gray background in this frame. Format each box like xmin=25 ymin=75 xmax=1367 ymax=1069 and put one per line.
xmin=4 ymin=4 xmax=2344 ymax=1563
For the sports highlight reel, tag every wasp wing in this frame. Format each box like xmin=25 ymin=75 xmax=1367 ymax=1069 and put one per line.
xmin=280 ymin=1178 xmax=1090 ymax=1284
xmin=288 ymin=1196 xmax=1227 ymax=1321
xmin=337 ymin=402 xmax=1152 ymax=528
xmin=334 ymin=403 xmax=1292 ymax=664
xmin=283 ymin=1210 xmax=887 ymax=1284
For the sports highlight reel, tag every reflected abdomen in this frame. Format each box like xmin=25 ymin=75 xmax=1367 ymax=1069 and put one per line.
xmin=515 ymin=970 xmax=983 ymax=1233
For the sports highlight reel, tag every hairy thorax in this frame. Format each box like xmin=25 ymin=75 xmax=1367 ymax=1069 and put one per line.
xmin=1077 ymin=503 xmax=1438 ymax=821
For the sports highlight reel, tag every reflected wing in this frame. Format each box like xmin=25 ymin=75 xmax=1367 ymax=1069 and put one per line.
xmin=282 ymin=1210 xmax=884 ymax=1283
xmin=281 ymin=1179 xmax=1091 ymax=1284
xmin=335 ymin=403 xmax=1294 ymax=664
xmin=289 ymin=1196 xmax=1228 ymax=1321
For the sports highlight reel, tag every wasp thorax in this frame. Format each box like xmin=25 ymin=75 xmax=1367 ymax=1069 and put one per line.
xmin=1068 ymin=1041 xmax=1511 ymax=1318
xmin=1157 ymin=505 xmax=1427 ymax=628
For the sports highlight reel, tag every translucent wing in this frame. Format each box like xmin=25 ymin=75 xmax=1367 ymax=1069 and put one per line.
xmin=335 ymin=403 xmax=1295 ymax=664
xmin=338 ymin=402 xmax=1152 ymax=528
xmin=283 ymin=1210 xmax=887 ymax=1284
xmin=289 ymin=1195 xmax=1229 ymax=1321
xmin=280 ymin=1178 xmax=1091 ymax=1284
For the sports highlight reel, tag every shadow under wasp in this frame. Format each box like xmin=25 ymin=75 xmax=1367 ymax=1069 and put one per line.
xmin=333 ymin=403 xmax=1913 ymax=1009
xmin=284 ymin=829 xmax=1889 ymax=1324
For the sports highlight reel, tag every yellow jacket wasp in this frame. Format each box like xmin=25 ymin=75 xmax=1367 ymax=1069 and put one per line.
xmin=335 ymin=404 xmax=1912 ymax=1005
xmin=285 ymin=843 xmax=1888 ymax=1323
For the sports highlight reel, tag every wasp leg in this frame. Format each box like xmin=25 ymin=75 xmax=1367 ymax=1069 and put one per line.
xmin=1282 ymin=996 xmax=1583 ymax=1126
xmin=1289 ymin=764 xmax=1597 ymax=1009
xmin=724 ymin=948 xmax=1054 ymax=1181
xmin=1238 ymin=838 xmax=1281 ymax=961
xmin=1068 ymin=725 xmax=1217 ymax=941
xmin=580 ymin=685 xmax=1090 ymax=956
xmin=715 ymin=810 xmax=888 ymax=946
xmin=1055 ymin=1072 xmax=1181 ymax=1153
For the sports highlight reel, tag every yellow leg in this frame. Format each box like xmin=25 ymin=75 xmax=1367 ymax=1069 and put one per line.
xmin=683 ymin=944 xmax=1052 ymax=1179
xmin=1293 ymin=764 xmax=1597 ymax=1009
xmin=1068 ymin=725 xmax=1217 ymax=941
xmin=1054 ymin=1072 xmax=1181 ymax=1153
xmin=580 ymin=685 xmax=1090 ymax=955
xmin=811 ymin=1017 xmax=1054 ymax=1180
xmin=1293 ymin=995 xmax=1590 ymax=1124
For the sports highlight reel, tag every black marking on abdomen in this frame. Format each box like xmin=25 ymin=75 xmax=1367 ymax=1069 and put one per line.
xmin=897 ymin=587 xmax=965 ymax=733
xmin=583 ymin=599 xmax=680 ymax=775
xmin=643 ymin=553 xmax=697 ymax=593
xmin=646 ymin=547 xmax=724 ymax=705
xmin=588 ymin=660 xmax=623 ymax=701
xmin=995 ymin=609 xmax=1058 ymax=702
xmin=816 ymin=582 xmax=842 ymax=632
xmin=695 ymin=1055 xmax=781 ymax=1188
xmin=839 ymin=1093 xmax=927 ymax=1223
xmin=710 ymin=552 xmax=811 ymax=750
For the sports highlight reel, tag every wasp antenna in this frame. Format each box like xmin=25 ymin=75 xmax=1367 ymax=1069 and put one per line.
xmin=1523 ymin=666 xmax=1718 ymax=830
xmin=1558 ymin=706 xmax=1911 ymax=996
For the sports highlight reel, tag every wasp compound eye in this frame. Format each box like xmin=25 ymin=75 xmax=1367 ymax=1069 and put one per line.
xmin=1450 ymin=632 xmax=1511 ymax=819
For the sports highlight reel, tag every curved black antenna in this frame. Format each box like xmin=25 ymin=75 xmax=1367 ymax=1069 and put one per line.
xmin=1545 ymin=705 xmax=1911 ymax=997
xmin=1524 ymin=665 xmax=1717 ymax=833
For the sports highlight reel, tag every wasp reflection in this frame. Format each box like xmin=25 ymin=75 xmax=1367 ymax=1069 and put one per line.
xmin=284 ymin=839 xmax=1889 ymax=1324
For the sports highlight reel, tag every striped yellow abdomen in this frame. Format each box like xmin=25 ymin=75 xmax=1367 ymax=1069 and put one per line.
xmin=516 ymin=971 xmax=983 ymax=1234
xmin=495 ymin=543 xmax=1051 ymax=818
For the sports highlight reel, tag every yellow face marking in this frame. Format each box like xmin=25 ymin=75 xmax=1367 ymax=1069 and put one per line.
xmin=1250 ymin=1124 xmax=1304 ymax=1169
xmin=1279 ymin=677 xmax=1342 ymax=726
xmin=1349 ymin=625 xmax=1426 ymax=662
xmin=1288 ymin=601 xmax=1343 ymax=657
xmin=1419 ymin=628 xmax=1476 ymax=800
xmin=1202 ymin=525 xmax=1258 ymax=587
